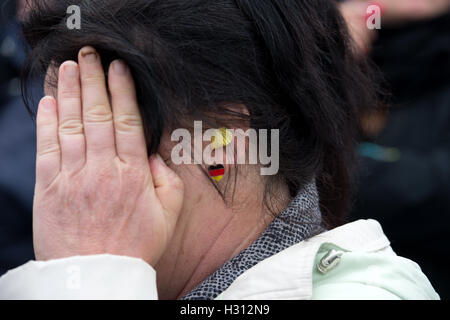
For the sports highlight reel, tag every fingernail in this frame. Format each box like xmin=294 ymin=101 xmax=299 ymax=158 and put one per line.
xmin=81 ymin=49 xmax=97 ymax=63
xmin=152 ymin=153 xmax=166 ymax=167
xmin=41 ymin=96 xmax=55 ymax=111
xmin=151 ymin=153 xmax=161 ymax=162
xmin=64 ymin=63 xmax=78 ymax=77
xmin=112 ymin=60 xmax=128 ymax=75
xmin=156 ymin=153 xmax=164 ymax=163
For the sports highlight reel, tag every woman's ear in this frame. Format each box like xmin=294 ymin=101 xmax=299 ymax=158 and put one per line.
xmin=223 ymin=103 xmax=250 ymax=124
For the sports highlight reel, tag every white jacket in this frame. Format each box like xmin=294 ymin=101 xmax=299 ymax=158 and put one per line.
xmin=0 ymin=220 xmax=440 ymax=300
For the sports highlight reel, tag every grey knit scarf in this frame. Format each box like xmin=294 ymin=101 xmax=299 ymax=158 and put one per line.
xmin=182 ymin=181 xmax=325 ymax=300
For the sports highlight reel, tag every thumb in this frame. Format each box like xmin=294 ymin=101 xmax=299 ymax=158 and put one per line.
xmin=149 ymin=154 xmax=184 ymax=223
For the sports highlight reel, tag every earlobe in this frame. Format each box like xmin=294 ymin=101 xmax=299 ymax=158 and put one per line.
xmin=208 ymin=127 xmax=232 ymax=182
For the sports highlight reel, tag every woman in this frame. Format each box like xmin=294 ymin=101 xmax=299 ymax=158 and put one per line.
xmin=0 ymin=0 xmax=439 ymax=299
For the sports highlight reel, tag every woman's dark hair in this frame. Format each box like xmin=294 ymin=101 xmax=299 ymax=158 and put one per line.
xmin=21 ymin=0 xmax=381 ymax=228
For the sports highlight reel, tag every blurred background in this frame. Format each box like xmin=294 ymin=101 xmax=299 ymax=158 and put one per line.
xmin=0 ymin=0 xmax=449 ymax=298
xmin=340 ymin=0 xmax=450 ymax=299
xmin=0 ymin=0 xmax=37 ymax=280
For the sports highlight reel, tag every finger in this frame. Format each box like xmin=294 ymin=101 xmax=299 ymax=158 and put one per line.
xmin=149 ymin=154 xmax=184 ymax=226
xmin=78 ymin=46 xmax=116 ymax=159
xmin=108 ymin=60 xmax=147 ymax=163
xmin=36 ymin=96 xmax=60 ymax=187
xmin=57 ymin=61 xmax=85 ymax=169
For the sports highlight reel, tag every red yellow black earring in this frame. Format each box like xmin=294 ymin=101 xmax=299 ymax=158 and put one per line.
xmin=208 ymin=164 xmax=225 ymax=182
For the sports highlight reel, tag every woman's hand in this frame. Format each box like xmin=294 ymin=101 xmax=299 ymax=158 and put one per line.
xmin=33 ymin=47 xmax=184 ymax=267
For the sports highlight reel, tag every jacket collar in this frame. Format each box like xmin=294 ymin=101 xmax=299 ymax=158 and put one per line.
xmin=182 ymin=181 xmax=323 ymax=300
xmin=216 ymin=219 xmax=390 ymax=300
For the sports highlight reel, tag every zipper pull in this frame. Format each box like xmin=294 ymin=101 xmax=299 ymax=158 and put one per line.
xmin=317 ymin=249 xmax=344 ymax=274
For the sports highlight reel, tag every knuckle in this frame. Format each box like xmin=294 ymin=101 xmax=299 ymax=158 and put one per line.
xmin=110 ymin=85 xmax=132 ymax=95
xmin=36 ymin=117 xmax=54 ymax=127
xmin=59 ymin=119 xmax=84 ymax=135
xmin=115 ymin=114 xmax=142 ymax=131
xmin=81 ymin=74 xmax=105 ymax=86
xmin=85 ymin=105 xmax=113 ymax=123
xmin=37 ymin=144 xmax=60 ymax=157
xmin=37 ymin=112 xmax=57 ymax=127
xmin=60 ymin=89 xmax=81 ymax=100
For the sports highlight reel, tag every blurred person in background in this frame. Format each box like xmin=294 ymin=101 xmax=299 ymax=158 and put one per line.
xmin=340 ymin=0 xmax=450 ymax=298
xmin=0 ymin=0 xmax=38 ymax=275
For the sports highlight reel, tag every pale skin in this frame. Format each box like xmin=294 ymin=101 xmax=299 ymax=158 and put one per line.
xmin=36 ymin=46 xmax=289 ymax=299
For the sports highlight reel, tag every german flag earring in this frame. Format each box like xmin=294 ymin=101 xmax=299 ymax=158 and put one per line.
xmin=208 ymin=164 xmax=225 ymax=182
xmin=208 ymin=128 xmax=232 ymax=182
